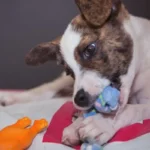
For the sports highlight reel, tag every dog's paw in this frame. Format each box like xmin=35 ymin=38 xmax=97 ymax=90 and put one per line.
xmin=78 ymin=114 xmax=116 ymax=145
xmin=62 ymin=117 xmax=83 ymax=146
xmin=0 ymin=92 xmax=25 ymax=106
xmin=62 ymin=125 xmax=79 ymax=146
xmin=0 ymin=93 xmax=17 ymax=106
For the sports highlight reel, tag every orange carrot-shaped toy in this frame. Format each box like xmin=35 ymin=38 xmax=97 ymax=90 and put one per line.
xmin=0 ymin=117 xmax=48 ymax=150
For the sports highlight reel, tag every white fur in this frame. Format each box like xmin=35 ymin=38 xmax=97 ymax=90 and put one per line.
xmin=0 ymin=73 xmax=73 ymax=106
xmin=60 ymin=24 xmax=110 ymax=108
xmin=119 ymin=15 xmax=150 ymax=106
xmin=62 ymin=15 xmax=150 ymax=147
xmin=60 ymin=24 xmax=81 ymax=77
xmin=74 ymin=71 xmax=110 ymax=96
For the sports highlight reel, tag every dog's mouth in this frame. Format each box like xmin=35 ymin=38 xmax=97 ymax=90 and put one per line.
xmin=73 ymin=101 xmax=94 ymax=111
xmin=110 ymin=79 xmax=121 ymax=90
xmin=74 ymin=82 xmax=121 ymax=112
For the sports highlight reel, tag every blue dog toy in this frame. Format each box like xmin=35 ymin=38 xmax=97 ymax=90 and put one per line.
xmin=82 ymin=86 xmax=120 ymax=150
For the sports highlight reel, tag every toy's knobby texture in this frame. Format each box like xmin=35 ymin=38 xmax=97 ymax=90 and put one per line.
xmin=94 ymin=86 xmax=120 ymax=113
xmin=81 ymin=143 xmax=102 ymax=150
xmin=0 ymin=117 xmax=48 ymax=150
xmin=82 ymin=86 xmax=120 ymax=150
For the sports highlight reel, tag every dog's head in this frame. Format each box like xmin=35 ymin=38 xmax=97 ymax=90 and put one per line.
xmin=26 ymin=0 xmax=133 ymax=110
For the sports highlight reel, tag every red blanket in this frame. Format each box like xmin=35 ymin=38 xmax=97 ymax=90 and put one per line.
xmin=43 ymin=102 xmax=150 ymax=150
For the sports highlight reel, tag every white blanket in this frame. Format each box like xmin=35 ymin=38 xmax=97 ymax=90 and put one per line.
xmin=0 ymin=98 xmax=150 ymax=150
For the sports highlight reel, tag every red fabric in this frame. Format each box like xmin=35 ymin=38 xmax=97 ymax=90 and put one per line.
xmin=109 ymin=119 xmax=150 ymax=142
xmin=43 ymin=102 xmax=80 ymax=149
xmin=43 ymin=102 xmax=150 ymax=150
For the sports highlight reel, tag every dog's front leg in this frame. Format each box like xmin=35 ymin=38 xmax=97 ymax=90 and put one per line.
xmin=0 ymin=73 xmax=74 ymax=106
xmin=115 ymin=104 xmax=150 ymax=129
xmin=62 ymin=117 xmax=83 ymax=146
xmin=77 ymin=104 xmax=150 ymax=146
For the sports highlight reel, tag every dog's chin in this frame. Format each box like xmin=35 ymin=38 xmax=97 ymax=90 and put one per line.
xmin=73 ymin=102 xmax=93 ymax=111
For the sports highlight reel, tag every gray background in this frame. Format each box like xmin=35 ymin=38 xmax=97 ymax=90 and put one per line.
xmin=0 ymin=0 xmax=149 ymax=89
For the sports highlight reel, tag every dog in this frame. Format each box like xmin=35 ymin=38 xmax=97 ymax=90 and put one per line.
xmin=1 ymin=0 xmax=150 ymax=148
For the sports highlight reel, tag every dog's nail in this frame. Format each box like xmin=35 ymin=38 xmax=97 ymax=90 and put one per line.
xmin=62 ymin=138 xmax=72 ymax=146
xmin=1 ymin=102 xmax=6 ymax=106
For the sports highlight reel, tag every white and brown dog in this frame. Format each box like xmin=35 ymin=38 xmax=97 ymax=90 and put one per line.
xmin=1 ymin=0 xmax=150 ymax=147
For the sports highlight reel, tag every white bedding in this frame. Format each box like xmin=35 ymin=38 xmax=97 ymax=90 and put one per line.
xmin=0 ymin=98 xmax=150 ymax=150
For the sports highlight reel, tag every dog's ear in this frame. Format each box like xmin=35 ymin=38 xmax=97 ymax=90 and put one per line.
xmin=75 ymin=0 xmax=121 ymax=26
xmin=25 ymin=36 xmax=63 ymax=66
xmin=110 ymin=0 xmax=122 ymax=18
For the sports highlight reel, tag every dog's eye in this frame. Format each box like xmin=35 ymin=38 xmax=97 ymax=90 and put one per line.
xmin=83 ymin=43 xmax=97 ymax=59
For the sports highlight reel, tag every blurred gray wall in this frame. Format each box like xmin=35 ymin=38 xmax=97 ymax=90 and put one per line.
xmin=0 ymin=0 xmax=149 ymax=89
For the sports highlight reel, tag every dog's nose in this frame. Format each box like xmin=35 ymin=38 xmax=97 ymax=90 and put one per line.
xmin=74 ymin=89 xmax=89 ymax=107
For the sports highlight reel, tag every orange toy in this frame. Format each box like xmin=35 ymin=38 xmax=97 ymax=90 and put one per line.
xmin=0 ymin=117 xmax=48 ymax=150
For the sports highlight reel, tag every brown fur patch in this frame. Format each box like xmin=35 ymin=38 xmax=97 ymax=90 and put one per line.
xmin=75 ymin=0 xmax=112 ymax=26
xmin=25 ymin=36 xmax=62 ymax=66
xmin=72 ymin=3 xmax=129 ymax=30
xmin=72 ymin=2 xmax=132 ymax=88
